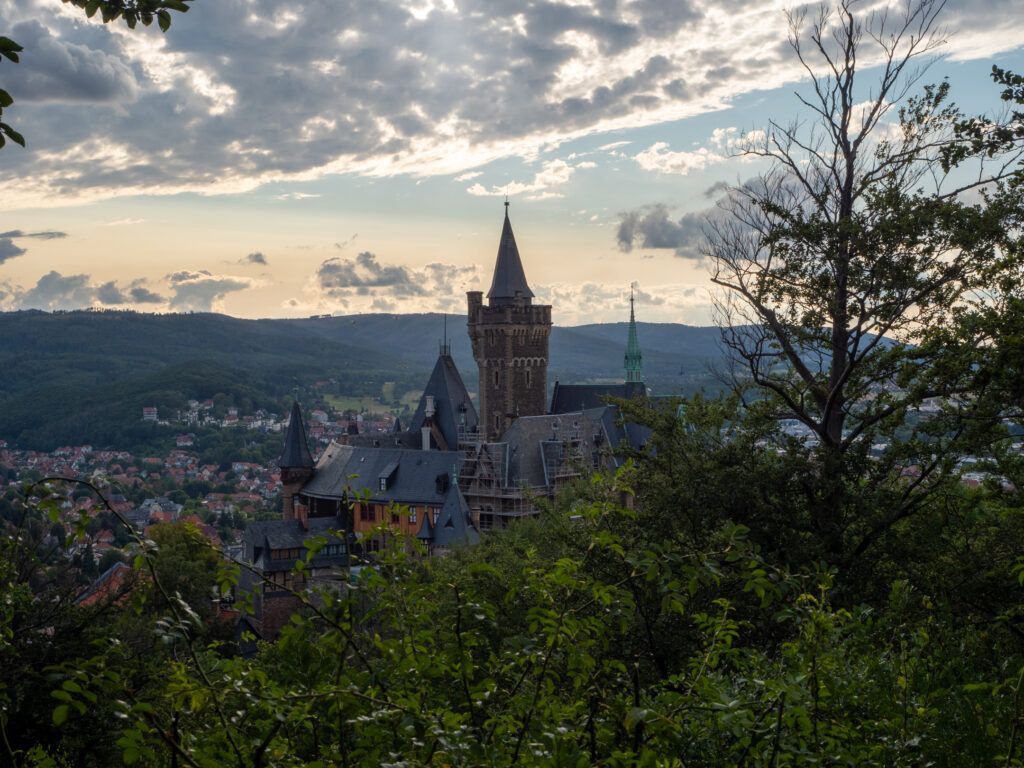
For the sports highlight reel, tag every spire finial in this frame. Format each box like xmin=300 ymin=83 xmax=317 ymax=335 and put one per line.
xmin=625 ymin=284 xmax=643 ymax=384
xmin=504 ymin=195 xmax=509 ymax=215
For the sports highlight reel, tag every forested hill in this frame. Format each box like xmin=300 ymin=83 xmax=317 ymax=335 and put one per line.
xmin=0 ymin=310 xmax=725 ymax=450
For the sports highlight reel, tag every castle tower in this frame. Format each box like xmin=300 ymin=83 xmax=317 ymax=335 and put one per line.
xmin=625 ymin=287 xmax=643 ymax=384
xmin=467 ymin=203 xmax=552 ymax=441
xmin=279 ymin=400 xmax=315 ymax=520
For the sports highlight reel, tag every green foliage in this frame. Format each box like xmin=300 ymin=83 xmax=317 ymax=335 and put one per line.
xmin=4 ymin=461 xmax=1023 ymax=766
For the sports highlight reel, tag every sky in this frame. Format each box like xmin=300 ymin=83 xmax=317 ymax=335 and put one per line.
xmin=1 ymin=0 xmax=1023 ymax=325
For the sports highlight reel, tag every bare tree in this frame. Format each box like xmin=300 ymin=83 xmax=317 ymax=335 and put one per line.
xmin=707 ymin=0 xmax=1024 ymax=557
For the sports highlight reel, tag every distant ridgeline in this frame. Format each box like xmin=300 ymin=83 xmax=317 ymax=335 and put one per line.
xmin=0 ymin=309 xmax=724 ymax=451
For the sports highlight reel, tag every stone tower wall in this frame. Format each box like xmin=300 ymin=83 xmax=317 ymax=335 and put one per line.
xmin=467 ymin=293 xmax=552 ymax=440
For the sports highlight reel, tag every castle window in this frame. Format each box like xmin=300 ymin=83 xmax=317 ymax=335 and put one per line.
xmin=493 ymin=368 xmax=499 ymax=387
xmin=410 ymin=507 xmax=417 ymax=523
xmin=494 ymin=414 xmax=500 ymax=432
xmin=525 ymin=368 xmax=532 ymax=386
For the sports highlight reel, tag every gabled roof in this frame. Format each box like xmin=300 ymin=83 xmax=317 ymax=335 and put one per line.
xmin=302 ymin=443 xmax=462 ymax=504
xmin=549 ymin=381 xmax=647 ymax=414
xmin=408 ymin=352 xmax=478 ymax=449
xmin=415 ymin=486 xmax=480 ymax=547
xmin=494 ymin=405 xmax=651 ymax=488
xmin=486 ymin=209 xmax=534 ymax=305
xmin=280 ymin=401 xmax=314 ymax=469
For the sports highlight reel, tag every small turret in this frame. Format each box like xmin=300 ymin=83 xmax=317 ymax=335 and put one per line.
xmin=279 ymin=401 xmax=315 ymax=520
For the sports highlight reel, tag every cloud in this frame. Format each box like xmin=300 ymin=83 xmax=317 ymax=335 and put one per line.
xmin=318 ymin=252 xmax=425 ymax=297
xmin=616 ymin=203 xmax=706 ymax=258
xmin=3 ymin=20 xmax=138 ymax=104
xmin=313 ymin=251 xmax=481 ymax=312
xmin=455 ymin=171 xmax=483 ymax=181
xmin=2 ymin=0 xmax=1020 ymax=208
xmin=0 ymin=229 xmax=68 ymax=240
xmin=466 ymin=159 xmax=577 ymax=200
xmin=273 ymin=191 xmax=321 ymax=201
xmin=0 ymin=228 xmax=69 ymax=265
xmin=16 ymin=271 xmax=97 ymax=310
xmin=0 ymin=271 xmax=167 ymax=311
xmin=166 ymin=270 xmax=254 ymax=312
xmin=634 ymin=142 xmax=723 ymax=175
xmin=130 ymin=285 xmax=165 ymax=304
xmin=104 ymin=218 xmax=147 ymax=226
xmin=242 ymin=251 xmax=268 ymax=265
xmin=95 ymin=280 xmax=129 ymax=305
xmin=0 ymin=239 xmax=27 ymax=265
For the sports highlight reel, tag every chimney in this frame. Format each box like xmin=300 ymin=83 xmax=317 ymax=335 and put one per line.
xmin=425 ymin=395 xmax=435 ymax=418
xmin=295 ymin=500 xmax=309 ymax=531
xmin=422 ymin=426 xmax=431 ymax=451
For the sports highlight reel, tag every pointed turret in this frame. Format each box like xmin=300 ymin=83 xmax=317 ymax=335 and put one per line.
xmin=486 ymin=202 xmax=535 ymax=306
xmin=279 ymin=401 xmax=315 ymax=521
xmin=625 ymin=287 xmax=643 ymax=384
xmin=468 ymin=203 xmax=552 ymax=439
xmin=409 ymin=347 xmax=478 ymax=450
xmin=280 ymin=401 xmax=314 ymax=469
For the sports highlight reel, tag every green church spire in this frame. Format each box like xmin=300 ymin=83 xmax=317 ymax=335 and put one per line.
xmin=625 ymin=286 xmax=642 ymax=383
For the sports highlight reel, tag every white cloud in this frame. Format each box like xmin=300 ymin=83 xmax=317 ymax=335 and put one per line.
xmin=467 ymin=159 xmax=577 ymax=200
xmin=166 ymin=270 xmax=257 ymax=312
xmin=634 ymin=142 xmax=724 ymax=175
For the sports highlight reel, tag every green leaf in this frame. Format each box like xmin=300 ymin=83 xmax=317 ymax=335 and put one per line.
xmin=52 ymin=705 xmax=69 ymax=725
xmin=3 ymin=125 xmax=27 ymax=148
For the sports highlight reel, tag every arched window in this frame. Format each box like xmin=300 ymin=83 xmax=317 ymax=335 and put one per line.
xmin=493 ymin=368 xmax=499 ymax=387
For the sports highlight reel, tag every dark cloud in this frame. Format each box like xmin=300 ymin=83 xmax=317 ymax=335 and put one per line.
xmin=0 ymin=228 xmax=68 ymax=264
xmin=5 ymin=20 xmax=138 ymax=103
xmin=617 ymin=203 xmax=705 ymax=258
xmin=703 ymin=180 xmax=730 ymax=198
xmin=315 ymin=252 xmax=480 ymax=307
xmin=318 ymin=252 xmax=425 ymax=298
xmin=0 ymin=0 xmax=718 ymax=200
xmin=95 ymin=280 xmax=129 ymax=305
xmin=167 ymin=270 xmax=253 ymax=312
xmin=0 ymin=229 xmax=68 ymax=240
xmin=17 ymin=271 xmax=95 ymax=310
xmin=0 ymin=239 xmax=27 ymax=264
xmin=243 ymin=251 xmax=268 ymax=265
xmin=130 ymin=286 xmax=165 ymax=304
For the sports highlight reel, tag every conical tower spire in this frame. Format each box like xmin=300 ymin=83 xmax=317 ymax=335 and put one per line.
xmin=625 ymin=287 xmax=643 ymax=384
xmin=486 ymin=201 xmax=535 ymax=306
xmin=280 ymin=400 xmax=314 ymax=469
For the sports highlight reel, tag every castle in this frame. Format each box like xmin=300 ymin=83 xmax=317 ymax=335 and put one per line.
xmin=243 ymin=204 xmax=648 ymax=637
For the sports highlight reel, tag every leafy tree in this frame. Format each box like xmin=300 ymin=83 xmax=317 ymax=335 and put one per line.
xmin=707 ymin=0 xmax=1024 ymax=561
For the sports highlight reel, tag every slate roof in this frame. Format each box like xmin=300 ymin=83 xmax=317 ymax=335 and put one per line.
xmin=244 ymin=516 xmax=349 ymax=572
xmin=495 ymin=405 xmax=651 ymax=488
xmin=548 ymin=381 xmax=648 ymax=414
xmin=407 ymin=352 xmax=479 ymax=449
xmin=302 ymin=444 xmax=462 ymax=504
xmin=486 ymin=209 xmax=535 ymax=305
xmin=280 ymin=401 xmax=314 ymax=469
xmin=418 ymin=487 xmax=480 ymax=548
